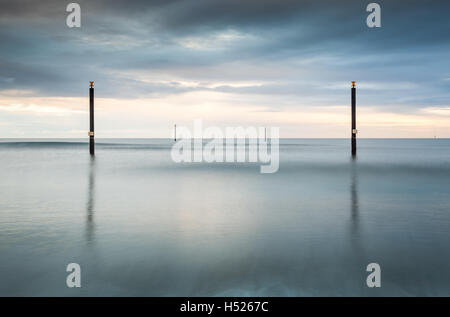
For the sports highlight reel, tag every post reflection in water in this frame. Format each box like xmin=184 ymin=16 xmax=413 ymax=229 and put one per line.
xmin=86 ymin=157 xmax=96 ymax=244
xmin=350 ymin=159 xmax=359 ymax=231
xmin=349 ymin=157 xmax=366 ymax=265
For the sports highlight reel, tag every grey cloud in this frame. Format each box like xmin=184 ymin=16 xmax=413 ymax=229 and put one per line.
xmin=0 ymin=0 xmax=449 ymax=110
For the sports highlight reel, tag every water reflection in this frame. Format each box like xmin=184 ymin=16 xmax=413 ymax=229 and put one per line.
xmin=86 ymin=157 xmax=96 ymax=244
xmin=350 ymin=159 xmax=359 ymax=230
xmin=349 ymin=158 xmax=365 ymax=263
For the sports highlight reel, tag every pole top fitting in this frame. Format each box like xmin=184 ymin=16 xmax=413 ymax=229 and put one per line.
xmin=351 ymin=81 xmax=356 ymax=88
xmin=89 ymin=81 xmax=94 ymax=88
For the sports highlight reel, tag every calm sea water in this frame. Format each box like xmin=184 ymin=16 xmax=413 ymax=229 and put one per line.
xmin=1 ymin=138 xmax=450 ymax=296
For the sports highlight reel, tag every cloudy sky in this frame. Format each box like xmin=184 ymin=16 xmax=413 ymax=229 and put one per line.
xmin=1 ymin=0 xmax=450 ymax=138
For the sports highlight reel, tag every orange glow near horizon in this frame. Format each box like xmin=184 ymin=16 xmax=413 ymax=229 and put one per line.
xmin=1 ymin=90 xmax=450 ymax=138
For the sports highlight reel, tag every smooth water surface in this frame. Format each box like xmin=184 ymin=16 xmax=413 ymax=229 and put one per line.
xmin=1 ymin=139 xmax=450 ymax=296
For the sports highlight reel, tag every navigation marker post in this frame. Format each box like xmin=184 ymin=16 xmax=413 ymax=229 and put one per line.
xmin=351 ymin=81 xmax=357 ymax=157
xmin=89 ymin=81 xmax=95 ymax=156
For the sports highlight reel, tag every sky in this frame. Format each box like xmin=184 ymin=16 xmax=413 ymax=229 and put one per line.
xmin=1 ymin=0 xmax=450 ymax=138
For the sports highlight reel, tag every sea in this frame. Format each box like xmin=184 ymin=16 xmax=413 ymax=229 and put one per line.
xmin=0 ymin=138 xmax=449 ymax=296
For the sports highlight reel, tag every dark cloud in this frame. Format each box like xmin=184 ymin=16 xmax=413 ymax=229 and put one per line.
xmin=0 ymin=0 xmax=449 ymax=109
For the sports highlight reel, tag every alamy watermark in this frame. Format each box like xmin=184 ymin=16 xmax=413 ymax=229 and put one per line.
xmin=366 ymin=263 xmax=381 ymax=288
xmin=66 ymin=263 xmax=81 ymax=288
xmin=66 ymin=3 xmax=380 ymax=29
xmin=66 ymin=3 xmax=81 ymax=28
xmin=170 ymin=120 xmax=279 ymax=174
xmin=366 ymin=3 xmax=381 ymax=28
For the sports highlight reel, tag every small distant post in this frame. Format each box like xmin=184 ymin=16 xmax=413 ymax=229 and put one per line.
xmin=174 ymin=124 xmax=177 ymax=141
xmin=89 ymin=81 xmax=95 ymax=156
xmin=351 ymin=81 xmax=357 ymax=157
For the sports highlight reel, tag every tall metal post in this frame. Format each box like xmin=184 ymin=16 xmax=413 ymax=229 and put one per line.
xmin=89 ymin=81 xmax=95 ymax=155
xmin=351 ymin=81 xmax=357 ymax=157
